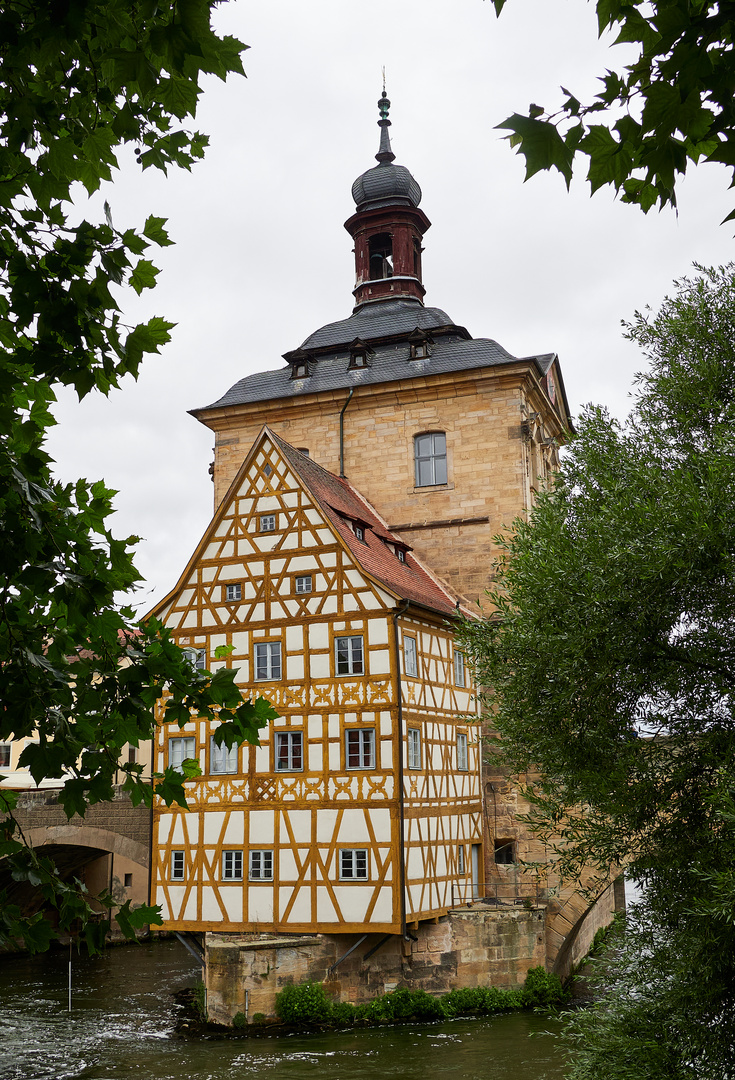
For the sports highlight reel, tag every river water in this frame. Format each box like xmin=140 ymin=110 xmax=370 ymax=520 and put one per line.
xmin=0 ymin=939 xmax=568 ymax=1080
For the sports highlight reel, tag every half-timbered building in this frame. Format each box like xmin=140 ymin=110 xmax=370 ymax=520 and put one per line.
xmin=151 ymin=428 xmax=482 ymax=936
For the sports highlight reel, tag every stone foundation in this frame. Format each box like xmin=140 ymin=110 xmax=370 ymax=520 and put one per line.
xmin=205 ymin=904 xmax=547 ymax=1025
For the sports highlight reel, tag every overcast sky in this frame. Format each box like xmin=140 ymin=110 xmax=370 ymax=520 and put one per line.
xmin=47 ymin=0 xmax=735 ymax=612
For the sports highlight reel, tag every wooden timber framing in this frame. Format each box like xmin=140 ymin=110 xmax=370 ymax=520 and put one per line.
xmin=150 ymin=427 xmax=482 ymax=935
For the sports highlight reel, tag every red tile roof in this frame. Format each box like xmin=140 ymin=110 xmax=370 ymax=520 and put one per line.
xmin=269 ymin=430 xmax=473 ymax=620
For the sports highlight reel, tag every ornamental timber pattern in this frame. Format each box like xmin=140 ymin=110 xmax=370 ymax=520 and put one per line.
xmin=151 ymin=429 xmax=482 ymax=935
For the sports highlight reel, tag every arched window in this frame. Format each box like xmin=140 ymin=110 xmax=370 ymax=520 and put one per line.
xmin=414 ymin=432 xmax=447 ymax=487
xmin=368 ymin=233 xmax=393 ymax=279
xmin=413 ymin=238 xmax=422 ymax=279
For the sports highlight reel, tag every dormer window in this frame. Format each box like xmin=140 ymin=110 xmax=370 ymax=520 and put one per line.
xmin=349 ymin=338 xmax=374 ymax=371
xmin=408 ymin=328 xmax=433 ymax=361
xmin=284 ymin=348 xmax=313 ymax=381
xmin=382 ymin=537 xmax=409 ymax=562
xmin=337 ymin=513 xmax=367 ymax=541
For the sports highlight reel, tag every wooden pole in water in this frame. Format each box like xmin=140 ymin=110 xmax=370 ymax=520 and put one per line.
xmin=68 ymin=940 xmax=72 ymax=1013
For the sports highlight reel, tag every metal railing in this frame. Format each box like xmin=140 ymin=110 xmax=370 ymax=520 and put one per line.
xmin=451 ymin=880 xmax=543 ymax=908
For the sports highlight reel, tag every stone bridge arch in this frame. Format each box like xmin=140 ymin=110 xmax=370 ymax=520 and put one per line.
xmin=22 ymin=824 xmax=149 ymax=870
xmin=2 ymin=786 xmax=152 ymax=923
xmin=547 ymin=877 xmax=625 ymax=979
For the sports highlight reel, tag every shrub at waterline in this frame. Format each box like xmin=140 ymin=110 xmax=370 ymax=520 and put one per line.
xmin=274 ymin=967 xmax=567 ymax=1029
xmin=443 ymin=985 xmax=523 ymax=1017
xmin=520 ymin=967 xmax=566 ymax=1010
xmin=274 ymin=981 xmax=334 ymax=1025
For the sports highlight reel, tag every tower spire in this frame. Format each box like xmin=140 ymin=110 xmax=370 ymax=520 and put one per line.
xmin=376 ymin=88 xmax=395 ymax=165
xmin=346 ymin=86 xmax=430 ymax=308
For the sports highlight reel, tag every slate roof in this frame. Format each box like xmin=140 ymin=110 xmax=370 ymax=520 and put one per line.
xmin=351 ymin=162 xmax=422 ymax=211
xmin=302 ymin=297 xmax=451 ymax=350
xmin=269 ymin=430 xmax=471 ymax=620
xmin=195 ymin=298 xmax=556 ymax=413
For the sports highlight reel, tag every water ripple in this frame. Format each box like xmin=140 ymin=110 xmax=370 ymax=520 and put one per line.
xmin=0 ymin=942 xmax=567 ymax=1080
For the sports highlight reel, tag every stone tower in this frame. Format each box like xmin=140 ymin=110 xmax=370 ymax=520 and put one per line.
xmin=191 ymin=93 xmax=571 ymax=609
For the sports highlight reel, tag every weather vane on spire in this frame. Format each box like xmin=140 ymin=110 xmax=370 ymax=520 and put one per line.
xmin=376 ymin=73 xmax=394 ymax=164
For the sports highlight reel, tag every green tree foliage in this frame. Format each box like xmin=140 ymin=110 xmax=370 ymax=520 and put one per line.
xmin=460 ymin=265 xmax=735 ymax=1076
xmin=0 ymin=1 xmax=280 ymax=952
xmin=492 ymin=0 xmax=735 ymax=217
xmin=566 ymin=900 xmax=735 ymax=1080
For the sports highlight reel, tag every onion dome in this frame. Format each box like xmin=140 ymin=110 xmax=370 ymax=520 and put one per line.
xmin=351 ymin=91 xmax=422 ymax=211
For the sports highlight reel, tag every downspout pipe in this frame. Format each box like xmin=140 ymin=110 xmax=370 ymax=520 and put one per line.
xmin=392 ymin=598 xmax=410 ymax=939
xmin=339 ymin=388 xmax=354 ymax=478
xmin=147 ymin=736 xmax=156 ymax=935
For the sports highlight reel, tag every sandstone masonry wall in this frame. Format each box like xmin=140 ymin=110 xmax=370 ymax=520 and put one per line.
xmin=205 ymin=906 xmax=547 ymax=1025
xmin=13 ymin=786 xmax=151 ymax=851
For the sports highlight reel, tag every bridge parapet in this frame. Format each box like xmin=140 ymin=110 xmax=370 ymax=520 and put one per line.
xmin=3 ymin=786 xmax=152 ymax=924
xmin=12 ymin=784 xmax=151 ymax=850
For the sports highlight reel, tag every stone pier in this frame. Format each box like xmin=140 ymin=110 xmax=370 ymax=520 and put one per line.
xmin=205 ymin=905 xmax=548 ymax=1025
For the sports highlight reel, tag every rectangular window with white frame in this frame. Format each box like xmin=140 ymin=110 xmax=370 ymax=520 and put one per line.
xmin=407 ymin=728 xmax=422 ymax=769
xmin=260 ymin=513 xmax=276 ymax=533
xmin=335 ymin=635 xmax=364 ymax=675
xmin=345 ymin=728 xmax=375 ymax=769
xmin=339 ymin=848 xmax=369 ymax=881
xmin=295 ymin=575 xmax=312 ymax=594
xmin=210 ymin=735 xmax=238 ymax=774
xmin=454 ymin=649 xmax=466 ymax=687
xmin=275 ymin=730 xmax=303 ymax=772
xmin=221 ymin=850 xmax=243 ymax=881
xmin=170 ymin=850 xmax=185 ymax=880
xmin=457 ymin=732 xmax=469 ymax=771
xmin=403 ymin=635 xmax=418 ymax=677
xmin=183 ymin=647 xmax=206 ymax=671
xmin=254 ymin=641 xmax=282 ymax=681
xmin=249 ymin=850 xmax=274 ymax=881
xmin=169 ymin=736 xmax=196 ymax=771
xmin=0 ymin=744 xmax=10 ymax=768
xmin=457 ymin=844 xmax=465 ymax=875
xmin=414 ymin=431 xmax=447 ymax=487
xmin=225 ymin=583 xmax=242 ymax=601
